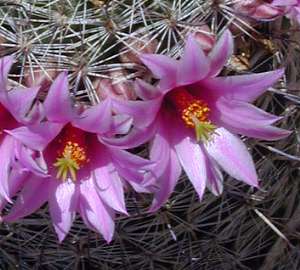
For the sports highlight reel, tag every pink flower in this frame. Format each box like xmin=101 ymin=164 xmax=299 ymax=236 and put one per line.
xmin=233 ymin=0 xmax=288 ymax=20
xmin=104 ymin=30 xmax=291 ymax=212
xmin=2 ymin=72 xmax=153 ymax=242
xmin=280 ymin=0 xmax=300 ymax=23
xmin=0 ymin=56 xmax=41 ymax=206
xmin=234 ymin=0 xmax=300 ymax=21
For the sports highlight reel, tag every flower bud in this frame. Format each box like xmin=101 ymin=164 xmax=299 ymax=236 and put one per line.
xmin=94 ymin=70 xmax=137 ymax=101
xmin=120 ymin=35 xmax=158 ymax=64
xmin=190 ymin=25 xmax=216 ymax=53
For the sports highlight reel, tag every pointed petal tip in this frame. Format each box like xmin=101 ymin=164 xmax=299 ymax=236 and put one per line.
xmin=105 ymin=236 xmax=113 ymax=244
xmin=1 ymin=55 xmax=14 ymax=65
xmin=273 ymin=129 xmax=293 ymax=140
xmin=222 ymin=29 xmax=233 ymax=38
xmin=275 ymin=68 xmax=285 ymax=77
xmin=57 ymin=232 xmax=67 ymax=243
xmin=139 ymin=53 xmax=154 ymax=63
xmin=147 ymin=204 xmax=160 ymax=213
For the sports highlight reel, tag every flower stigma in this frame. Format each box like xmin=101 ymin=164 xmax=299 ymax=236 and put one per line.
xmin=167 ymin=87 xmax=217 ymax=142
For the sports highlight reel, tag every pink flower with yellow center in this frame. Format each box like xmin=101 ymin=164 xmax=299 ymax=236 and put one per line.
xmin=103 ymin=30 xmax=291 ymax=212
xmin=0 ymin=56 xmax=42 ymax=207
xmin=2 ymin=72 xmax=153 ymax=242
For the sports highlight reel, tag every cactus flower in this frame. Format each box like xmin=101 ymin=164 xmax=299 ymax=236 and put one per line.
xmin=0 ymin=56 xmax=42 ymax=206
xmin=2 ymin=72 xmax=153 ymax=242
xmin=281 ymin=0 xmax=300 ymax=23
xmin=104 ymin=30 xmax=291 ymax=212
xmin=234 ymin=0 xmax=299 ymax=21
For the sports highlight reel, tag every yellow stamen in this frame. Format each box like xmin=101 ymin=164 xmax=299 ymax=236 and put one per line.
xmin=181 ymin=100 xmax=210 ymax=128
xmin=54 ymin=141 xmax=87 ymax=181
xmin=181 ymin=101 xmax=216 ymax=142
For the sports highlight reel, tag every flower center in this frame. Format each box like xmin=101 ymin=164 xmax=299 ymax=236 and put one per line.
xmin=0 ymin=104 xmax=15 ymax=136
xmin=167 ymin=87 xmax=216 ymax=142
xmin=53 ymin=124 xmax=88 ymax=181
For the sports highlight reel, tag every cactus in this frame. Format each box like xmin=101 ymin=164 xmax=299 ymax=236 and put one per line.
xmin=0 ymin=0 xmax=299 ymax=269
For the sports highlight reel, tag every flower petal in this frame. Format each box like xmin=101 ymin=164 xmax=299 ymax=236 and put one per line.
xmin=177 ymin=35 xmax=210 ymax=85
xmin=79 ymin=179 xmax=115 ymax=243
xmin=149 ymin=115 xmax=174 ymax=180
xmin=205 ymin=128 xmax=259 ymax=187
xmin=4 ymin=175 xmax=50 ymax=222
xmin=0 ymin=136 xmax=15 ymax=202
xmin=14 ymin=143 xmax=48 ymax=176
xmin=140 ymin=54 xmax=178 ymax=91
xmin=0 ymin=171 xmax=27 ymax=212
xmin=201 ymin=69 xmax=284 ymax=102
xmin=49 ymin=180 xmax=79 ymax=242
xmin=148 ymin=148 xmax=181 ymax=212
xmin=204 ymin=153 xmax=223 ymax=196
xmin=6 ymin=122 xmax=63 ymax=151
xmin=44 ymin=72 xmax=74 ymax=123
xmin=173 ymin=129 xmax=207 ymax=200
xmin=111 ymin=98 xmax=162 ymax=129
xmin=73 ymin=98 xmax=112 ymax=134
xmin=93 ymin=148 xmax=127 ymax=214
xmin=0 ymin=55 xmax=14 ymax=91
xmin=215 ymin=98 xmax=291 ymax=140
xmin=101 ymin=122 xmax=157 ymax=149
xmin=208 ymin=30 xmax=233 ymax=77
xmin=110 ymin=114 xmax=133 ymax=135
xmin=0 ymin=86 xmax=40 ymax=124
xmin=135 ymin=79 xmax=162 ymax=100
xmin=108 ymin=146 xmax=155 ymax=184
xmin=272 ymin=0 xmax=297 ymax=5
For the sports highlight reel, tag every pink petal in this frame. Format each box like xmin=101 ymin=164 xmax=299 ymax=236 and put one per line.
xmin=140 ymin=54 xmax=178 ymax=91
xmin=6 ymin=122 xmax=63 ymax=151
xmin=72 ymin=98 xmax=112 ymax=134
xmin=79 ymin=179 xmax=115 ymax=243
xmin=93 ymin=148 xmax=127 ymax=214
xmin=173 ymin=130 xmax=207 ymax=200
xmin=44 ymin=72 xmax=74 ymax=123
xmin=149 ymin=148 xmax=181 ymax=212
xmin=253 ymin=4 xmax=282 ymax=19
xmin=208 ymin=30 xmax=234 ymax=77
xmin=4 ymin=175 xmax=50 ymax=222
xmin=0 ymin=86 xmax=40 ymax=124
xmin=205 ymin=128 xmax=259 ymax=187
xmin=215 ymin=98 xmax=282 ymax=124
xmin=215 ymin=98 xmax=291 ymax=140
xmin=101 ymin=121 xmax=157 ymax=149
xmin=108 ymin=146 xmax=155 ymax=183
xmin=49 ymin=180 xmax=79 ymax=242
xmin=135 ymin=79 xmax=162 ymax=100
xmin=149 ymin=116 xmax=174 ymax=179
xmin=204 ymin=154 xmax=223 ymax=196
xmin=0 ymin=135 xmax=15 ymax=202
xmin=201 ymin=69 xmax=284 ymax=102
xmin=0 ymin=171 xmax=27 ymax=212
xmin=14 ymin=143 xmax=48 ymax=176
xmin=128 ymin=180 xmax=152 ymax=193
xmin=0 ymin=55 xmax=14 ymax=90
xmin=110 ymin=114 xmax=133 ymax=135
xmin=272 ymin=0 xmax=297 ymax=5
xmin=111 ymin=98 xmax=162 ymax=129
xmin=177 ymin=35 xmax=210 ymax=85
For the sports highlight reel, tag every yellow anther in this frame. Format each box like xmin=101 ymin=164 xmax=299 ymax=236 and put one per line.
xmin=54 ymin=141 xmax=87 ymax=181
xmin=181 ymin=100 xmax=210 ymax=128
